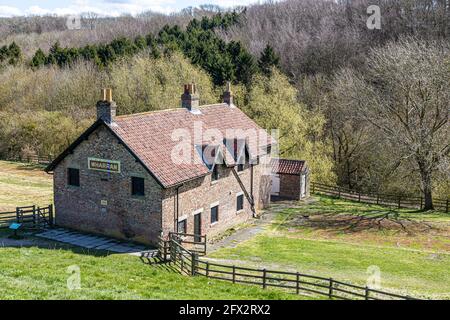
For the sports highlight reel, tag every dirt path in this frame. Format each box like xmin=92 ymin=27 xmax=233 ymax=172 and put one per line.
xmin=207 ymin=200 xmax=312 ymax=253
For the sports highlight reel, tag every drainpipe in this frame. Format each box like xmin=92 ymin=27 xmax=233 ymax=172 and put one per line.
xmin=175 ymin=184 xmax=182 ymax=233
xmin=250 ymin=163 xmax=255 ymax=217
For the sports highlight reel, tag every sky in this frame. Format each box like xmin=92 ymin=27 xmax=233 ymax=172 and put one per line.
xmin=0 ymin=0 xmax=259 ymax=17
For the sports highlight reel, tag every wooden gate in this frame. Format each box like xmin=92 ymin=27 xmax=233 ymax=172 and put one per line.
xmin=0 ymin=204 xmax=53 ymax=229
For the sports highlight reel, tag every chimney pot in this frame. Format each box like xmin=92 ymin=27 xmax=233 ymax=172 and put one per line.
xmin=223 ymin=81 xmax=233 ymax=106
xmin=181 ymin=82 xmax=199 ymax=111
xmin=105 ymin=88 xmax=113 ymax=102
xmin=97 ymin=88 xmax=116 ymax=123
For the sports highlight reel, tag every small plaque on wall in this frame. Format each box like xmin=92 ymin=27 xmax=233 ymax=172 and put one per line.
xmin=101 ymin=200 xmax=108 ymax=206
xmin=88 ymin=158 xmax=121 ymax=173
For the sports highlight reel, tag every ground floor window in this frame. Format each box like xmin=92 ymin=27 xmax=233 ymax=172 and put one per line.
xmin=177 ymin=219 xmax=187 ymax=234
xmin=237 ymin=194 xmax=244 ymax=211
xmin=211 ymin=205 xmax=219 ymax=224
xmin=131 ymin=176 xmax=145 ymax=196
xmin=68 ymin=168 xmax=80 ymax=186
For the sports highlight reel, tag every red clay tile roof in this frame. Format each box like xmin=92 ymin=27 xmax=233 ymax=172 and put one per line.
xmin=271 ymin=158 xmax=306 ymax=175
xmin=109 ymin=103 xmax=274 ymax=188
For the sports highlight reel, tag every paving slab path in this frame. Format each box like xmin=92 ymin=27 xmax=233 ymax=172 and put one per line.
xmin=36 ymin=227 xmax=156 ymax=255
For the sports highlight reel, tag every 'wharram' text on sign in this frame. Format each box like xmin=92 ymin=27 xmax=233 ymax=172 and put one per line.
xmin=88 ymin=158 xmax=121 ymax=173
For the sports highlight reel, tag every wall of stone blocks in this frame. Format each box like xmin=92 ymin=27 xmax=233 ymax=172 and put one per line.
xmin=53 ymin=125 xmax=163 ymax=245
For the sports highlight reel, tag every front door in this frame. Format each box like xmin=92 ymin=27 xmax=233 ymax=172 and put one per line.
xmin=194 ymin=213 xmax=201 ymax=242
xmin=271 ymin=174 xmax=280 ymax=195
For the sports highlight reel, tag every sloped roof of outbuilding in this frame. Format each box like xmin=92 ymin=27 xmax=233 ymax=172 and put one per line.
xmin=270 ymin=158 xmax=306 ymax=175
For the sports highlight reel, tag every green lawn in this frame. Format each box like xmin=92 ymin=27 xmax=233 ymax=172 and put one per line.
xmin=208 ymin=196 xmax=450 ymax=299
xmin=0 ymin=245 xmax=309 ymax=300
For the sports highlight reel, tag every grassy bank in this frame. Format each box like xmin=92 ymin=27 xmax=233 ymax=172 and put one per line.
xmin=0 ymin=245 xmax=311 ymax=300
xmin=208 ymin=196 xmax=450 ymax=299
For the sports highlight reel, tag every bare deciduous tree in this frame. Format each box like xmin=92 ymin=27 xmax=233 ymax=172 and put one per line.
xmin=335 ymin=39 xmax=450 ymax=209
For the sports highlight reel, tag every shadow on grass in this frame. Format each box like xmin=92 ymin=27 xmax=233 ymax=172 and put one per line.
xmin=0 ymin=235 xmax=111 ymax=258
xmin=277 ymin=196 xmax=439 ymax=235
xmin=139 ymin=254 xmax=181 ymax=273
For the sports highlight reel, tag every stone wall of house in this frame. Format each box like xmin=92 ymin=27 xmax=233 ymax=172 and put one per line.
xmin=161 ymin=156 xmax=272 ymax=241
xmin=279 ymin=174 xmax=301 ymax=200
xmin=53 ymin=125 xmax=163 ymax=245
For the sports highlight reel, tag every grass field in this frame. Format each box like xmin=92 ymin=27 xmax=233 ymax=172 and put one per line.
xmin=0 ymin=242 xmax=308 ymax=300
xmin=208 ymin=197 xmax=450 ymax=299
xmin=0 ymin=161 xmax=52 ymax=212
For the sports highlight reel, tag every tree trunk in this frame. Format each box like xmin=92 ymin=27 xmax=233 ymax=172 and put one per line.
xmin=423 ymin=186 xmax=433 ymax=211
xmin=419 ymin=164 xmax=434 ymax=211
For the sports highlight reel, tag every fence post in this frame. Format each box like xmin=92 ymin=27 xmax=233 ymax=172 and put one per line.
xmin=420 ymin=197 xmax=423 ymax=210
xmin=206 ymin=261 xmax=210 ymax=277
xmin=232 ymin=265 xmax=236 ymax=283
xmin=181 ymin=251 xmax=185 ymax=273
xmin=338 ymin=187 xmax=341 ymax=198
xmin=262 ymin=269 xmax=267 ymax=289
xmin=328 ymin=278 xmax=334 ymax=299
xmin=398 ymin=196 xmax=401 ymax=209
xmin=15 ymin=207 xmax=20 ymax=223
xmin=296 ymin=272 xmax=300 ymax=294
xmin=191 ymin=252 xmax=198 ymax=276
xmin=33 ymin=205 xmax=37 ymax=226
xmin=358 ymin=192 xmax=361 ymax=202
xmin=161 ymin=241 xmax=166 ymax=262
xmin=365 ymin=286 xmax=370 ymax=300
xmin=48 ymin=204 xmax=54 ymax=227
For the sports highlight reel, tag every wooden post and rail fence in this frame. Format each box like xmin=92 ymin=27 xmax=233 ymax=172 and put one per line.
xmin=0 ymin=204 xmax=54 ymax=229
xmin=2 ymin=155 xmax=53 ymax=165
xmin=311 ymin=182 xmax=449 ymax=213
xmin=158 ymin=234 xmax=418 ymax=300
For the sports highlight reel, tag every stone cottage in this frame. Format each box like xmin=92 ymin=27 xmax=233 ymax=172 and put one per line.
xmin=46 ymin=84 xmax=274 ymax=245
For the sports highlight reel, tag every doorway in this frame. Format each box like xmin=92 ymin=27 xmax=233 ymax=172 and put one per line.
xmin=194 ymin=213 xmax=201 ymax=242
xmin=271 ymin=174 xmax=280 ymax=196
xmin=301 ymin=174 xmax=306 ymax=198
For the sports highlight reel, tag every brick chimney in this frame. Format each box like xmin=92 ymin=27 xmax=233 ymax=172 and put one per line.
xmin=223 ymin=81 xmax=233 ymax=106
xmin=181 ymin=83 xmax=199 ymax=111
xmin=97 ymin=88 xmax=116 ymax=123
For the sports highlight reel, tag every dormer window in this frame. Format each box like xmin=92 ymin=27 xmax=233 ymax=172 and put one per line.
xmin=196 ymin=144 xmax=220 ymax=170
xmin=226 ymin=138 xmax=247 ymax=172
xmin=196 ymin=144 xmax=223 ymax=182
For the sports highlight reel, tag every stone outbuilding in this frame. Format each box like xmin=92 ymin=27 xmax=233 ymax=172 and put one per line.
xmin=46 ymin=84 xmax=274 ymax=246
xmin=270 ymin=158 xmax=309 ymax=200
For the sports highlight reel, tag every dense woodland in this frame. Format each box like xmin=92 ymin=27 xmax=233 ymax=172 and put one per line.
xmin=0 ymin=0 xmax=448 ymax=208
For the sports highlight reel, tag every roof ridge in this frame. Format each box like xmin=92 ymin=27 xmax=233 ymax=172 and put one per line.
xmin=272 ymin=158 xmax=305 ymax=163
xmin=114 ymin=103 xmax=229 ymax=120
